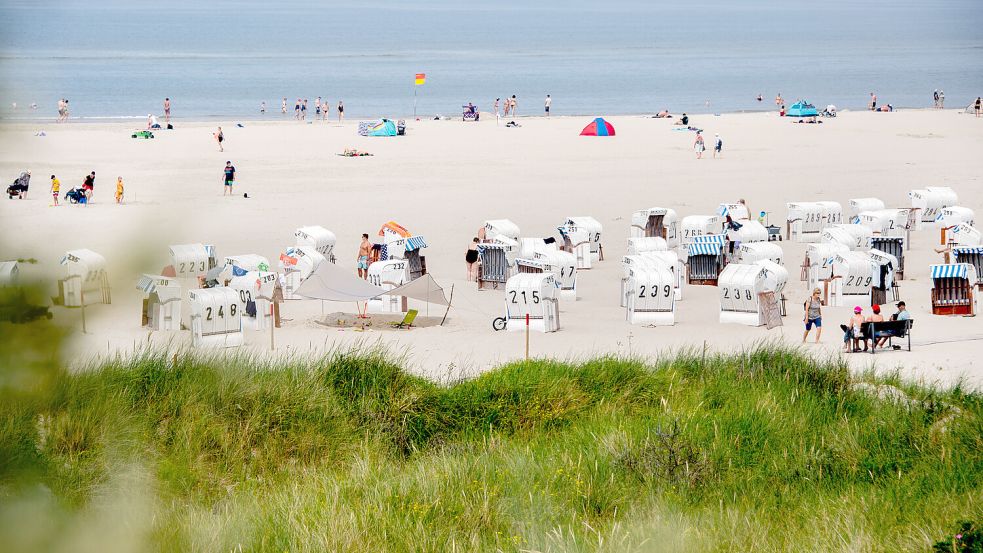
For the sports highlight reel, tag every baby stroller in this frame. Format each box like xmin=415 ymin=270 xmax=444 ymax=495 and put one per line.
xmin=64 ymin=187 xmax=87 ymax=204
xmin=7 ymin=171 xmax=30 ymax=198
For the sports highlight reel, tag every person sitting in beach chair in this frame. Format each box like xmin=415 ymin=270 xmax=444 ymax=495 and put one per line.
xmin=463 ymin=103 xmax=479 ymax=121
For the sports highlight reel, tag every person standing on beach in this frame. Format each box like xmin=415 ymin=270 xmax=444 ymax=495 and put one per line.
xmin=933 ymin=89 xmax=940 ymax=108
xmin=260 ymin=101 xmax=266 ymax=113
xmin=338 ymin=100 xmax=344 ymax=122
xmin=494 ymin=98 xmax=500 ymax=118
xmin=465 ymin=237 xmax=480 ymax=281
xmin=694 ymin=132 xmax=705 ymax=159
xmin=50 ymin=175 xmax=60 ymax=206
xmin=223 ymin=162 xmax=235 ymax=196
xmin=975 ymin=97 xmax=982 ymax=117
xmin=315 ymin=97 xmax=321 ymax=120
xmin=82 ymin=171 xmax=95 ymax=204
xmin=357 ymin=233 xmax=371 ymax=279
xmin=301 ymin=99 xmax=308 ymax=121
xmin=802 ymin=288 xmax=823 ymax=343
xmin=163 ymin=98 xmax=171 ymax=123
xmin=545 ymin=94 xmax=551 ymax=117
xmin=869 ymin=92 xmax=877 ymax=111
xmin=510 ymin=95 xmax=517 ymax=117
xmin=938 ymin=90 xmax=944 ymax=108
xmin=713 ymin=133 xmax=723 ymax=158
xmin=115 ymin=176 xmax=124 ymax=205
xmin=294 ymin=99 xmax=301 ymax=120
xmin=215 ymin=127 xmax=224 ymax=152
xmin=502 ymin=97 xmax=510 ymax=118
xmin=322 ymin=101 xmax=329 ymax=121
xmin=281 ymin=98 xmax=287 ymax=114
xmin=775 ymin=93 xmax=783 ymax=106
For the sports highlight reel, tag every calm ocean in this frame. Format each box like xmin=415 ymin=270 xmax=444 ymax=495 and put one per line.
xmin=0 ymin=0 xmax=980 ymax=120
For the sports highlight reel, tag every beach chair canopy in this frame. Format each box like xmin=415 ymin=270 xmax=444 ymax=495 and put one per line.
xmin=786 ymin=101 xmax=819 ymax=117
xmin=580 ymin=118 xmax=615 ymax=136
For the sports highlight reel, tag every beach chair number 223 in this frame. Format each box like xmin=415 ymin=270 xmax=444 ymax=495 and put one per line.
xmin=178 ymin=261 xmax=207 ymax=275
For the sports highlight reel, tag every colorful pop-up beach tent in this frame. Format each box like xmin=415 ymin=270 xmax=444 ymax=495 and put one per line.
xmin=786 ymin=101 xmax=819 ymax=118
xmin=358 ymin=119 xmax=398 ymax=137
xmin=580 ymin=118 xmax=616 ymax=136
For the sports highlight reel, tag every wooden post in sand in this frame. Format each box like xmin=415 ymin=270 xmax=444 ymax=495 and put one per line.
xmin=80 ymin=286 xmax=87 ymax=333
xmin=525 ymin=313 xmax=530 ymax=360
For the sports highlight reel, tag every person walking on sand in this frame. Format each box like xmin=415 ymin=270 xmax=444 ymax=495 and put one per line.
xmin=82 ymin=171 xmax=95 ymax=204
xmin=114 ymin=176 xmax=124 ymax=205
xmin=223 ymin=161 xmax=235 ymax=196
xmin=713 ymin=133 xmax=723 ymax=158
xmin=163 ymin=98 xmax=171 ymax=123
xmin=869 ymin=92 xmax=877 ymax=111
xmin=338 ymin=100 xmax=344 ymax=122
xmin=694 ymin=131 xmax=705 ymax=159
xmin=260 ymin=101 xmax=266 ymax=114
xmin=975 ymin=97 xmax=982 ymax=118
xmin=214 ymin=127 xmax=224 ymax=152
xmin=294 ymin=98 xmax=301 ymax=120
xmin=301 ymin=99 xmax=308 ymax=121
xmin=938 ymin=90 xmax=945 ymax=109
xmin=50 ymin=174 xmax=60 ymax=206
xmin=466 ymin=237 xmax=480 ymax=281
xmin=357 ymin=233 xmax=371 ymax=279
xmin=802 ymin=288 xmax=823 ymax=343
xmin=545 ymin=94 xmax=551 ymax=117
xmin=933 ymin=89 xmax=939 ymax=108
xmin=281 ymin=97 xmax=287 ymax=114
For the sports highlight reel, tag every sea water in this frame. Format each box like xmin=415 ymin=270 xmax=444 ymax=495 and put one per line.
xmin=0 ymin=0 xmax=980 ymax=120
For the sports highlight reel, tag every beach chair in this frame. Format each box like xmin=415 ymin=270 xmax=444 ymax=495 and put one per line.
xmin=390 ymin=309 xmax=418 ymax=329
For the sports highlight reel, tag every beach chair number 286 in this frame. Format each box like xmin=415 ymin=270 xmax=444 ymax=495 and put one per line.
xmin=205 ymin=304 xmax=237 ymax=320
xmin=510 ymin=291 xmax=540 ymax=304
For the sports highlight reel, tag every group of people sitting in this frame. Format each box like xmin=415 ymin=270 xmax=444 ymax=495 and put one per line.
xmin=841 ymin=301 xmax=910 ymax=352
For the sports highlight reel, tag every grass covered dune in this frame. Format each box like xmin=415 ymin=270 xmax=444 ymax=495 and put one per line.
xmin=1 ymin=342 xmax=982 ymax=552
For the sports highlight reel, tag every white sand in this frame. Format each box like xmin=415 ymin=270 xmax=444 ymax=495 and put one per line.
xmin=1 ymin=110 xmax=982 ymax=387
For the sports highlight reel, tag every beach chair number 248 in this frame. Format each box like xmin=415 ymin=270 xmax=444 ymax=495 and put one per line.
xmin=205 ymin=304 xmax=237 ymax=320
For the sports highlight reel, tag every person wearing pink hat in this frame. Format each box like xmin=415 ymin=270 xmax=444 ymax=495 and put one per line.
xmin=841 ymin=306 xmax=866 ymax=353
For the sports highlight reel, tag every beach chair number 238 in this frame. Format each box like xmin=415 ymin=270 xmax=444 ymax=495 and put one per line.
xmin=722 ymin=288 xmax=753 ymax=300
xmin=510 ymin=291 xmax=540 ymax=304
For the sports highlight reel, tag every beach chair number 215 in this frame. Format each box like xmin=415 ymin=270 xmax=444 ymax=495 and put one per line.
xmin=509 ymin=290 xmax=540 ymax=304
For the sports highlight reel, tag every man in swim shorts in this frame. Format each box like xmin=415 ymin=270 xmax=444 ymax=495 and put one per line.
xmin=357 ymin=233 xmax=372 ymax=279
xmin=223 ymin=161 xmax=235 ymax=196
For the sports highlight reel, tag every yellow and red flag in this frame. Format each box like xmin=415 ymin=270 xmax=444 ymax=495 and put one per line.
xmin=415 ymin=73 xmax=426 ymax=86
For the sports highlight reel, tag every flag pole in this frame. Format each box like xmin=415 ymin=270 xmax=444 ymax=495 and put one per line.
xmin=414 ymin=87 xmax=417 ymax=120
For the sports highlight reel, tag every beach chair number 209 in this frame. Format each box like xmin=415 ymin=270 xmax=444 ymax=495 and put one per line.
xmin=204 ymin=304 xmax=237 ymax=321
xmin=845 ymin=276 xmax=873 ymax=287
xmin=509 ymin=290 xmax=540 ymax=304
xmin=638 ymin=285 xmax=672 ymax=298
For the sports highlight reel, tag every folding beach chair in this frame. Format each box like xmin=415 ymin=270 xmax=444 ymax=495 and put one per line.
xmin=390 ymin=309 xmax=418 ymax=329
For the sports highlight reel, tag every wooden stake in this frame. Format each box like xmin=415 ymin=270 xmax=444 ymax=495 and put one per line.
xmin=270 ymin=304 xmax=275 ymax=351
xmin=525 ymin=313 xmax=530 ymax=360
xmin=440 ymin=284 xmax=455 ymax=326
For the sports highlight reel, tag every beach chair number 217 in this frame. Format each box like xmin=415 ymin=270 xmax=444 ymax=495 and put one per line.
xmin=509 ymin=291 xmax=540 ymax=304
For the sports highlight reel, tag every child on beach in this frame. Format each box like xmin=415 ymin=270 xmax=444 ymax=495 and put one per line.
xmin=223 ymin=162 xmax=235 ymax=196
xmin=50 ymin=175 xmax=59 ymax=205
xmin=115 ymin=176 xmax=124 ymax=204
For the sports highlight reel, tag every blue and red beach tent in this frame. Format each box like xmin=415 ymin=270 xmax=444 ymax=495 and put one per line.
xmin=580 ymin=117 xmax=615 ymax=136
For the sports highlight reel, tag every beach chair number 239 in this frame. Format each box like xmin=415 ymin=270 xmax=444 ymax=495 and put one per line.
xmin=638 ymin=285 xmax=672 ymax=298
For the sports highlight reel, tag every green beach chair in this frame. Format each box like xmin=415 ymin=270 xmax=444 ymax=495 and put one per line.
xmin=390 ymin=309 xmax=418 ymax=329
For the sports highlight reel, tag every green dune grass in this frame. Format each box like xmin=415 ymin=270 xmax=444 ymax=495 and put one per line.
xmin=0 ymin=311 xmax=981 ymax=552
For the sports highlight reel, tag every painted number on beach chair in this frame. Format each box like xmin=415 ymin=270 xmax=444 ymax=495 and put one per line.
xmin=239 ymin=290 xmax=252 ymax=303
xmin=509 ymin=290 xmax=540 ymax=304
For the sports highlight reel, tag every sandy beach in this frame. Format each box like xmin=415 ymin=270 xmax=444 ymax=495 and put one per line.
xmin=1 ymin=109 xmax=981 ymax=386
